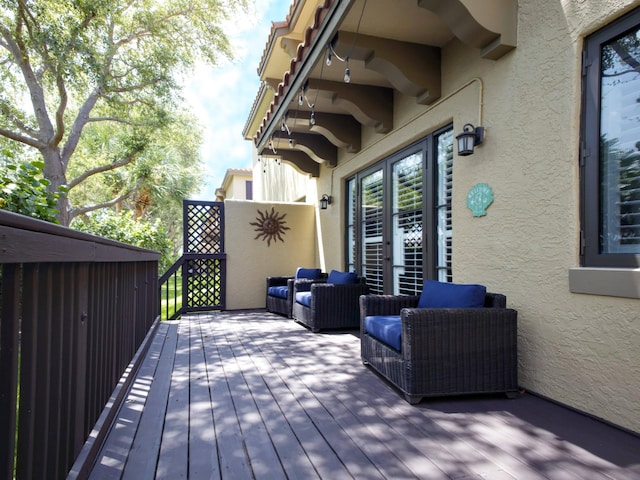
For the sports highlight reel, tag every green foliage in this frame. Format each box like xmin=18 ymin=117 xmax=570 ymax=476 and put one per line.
xmin=0 ymin=155 xmax=66 ymax=223
xmin=0 ymin=0 xmax=247 ymax=224
xmin=67 ymin=110 xmax=203 ymax=257
xmin=73 ymin=210 xmax=174 ymax=271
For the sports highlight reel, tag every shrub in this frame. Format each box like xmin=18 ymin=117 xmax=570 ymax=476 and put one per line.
xmin=73 ymin=210 xmax=174 ymax=272
xmin=0 ymin=159 xmax=65 ymax=223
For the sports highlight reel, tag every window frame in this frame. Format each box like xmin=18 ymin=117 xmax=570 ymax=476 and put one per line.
xmin=581 ymin=7 xmax=640 ymax=268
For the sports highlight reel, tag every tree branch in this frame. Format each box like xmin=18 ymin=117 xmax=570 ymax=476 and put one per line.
xmin=86 ymin=116 xmax=138 ymax=125
xmin=0 ymin=125 xmax=45 ymax=149
xmin=105 ymin=77 xmax=166 ymax=94
xmin=0 ymin=102 xmax=40 ymax=138
xmin=610 ymin=41 xmax=640 ymax=75
xmin=5 ymin=3 xmax=56 ymax=142
xmin=51 ymin=73 xmax=68 ymax=146
xmin=68 ymin=188 xmax=136 ymax=220
xmin=60 ymin=87 xmax=102 ymax=167
xmin=66 ymin=145 xmax=143 ymax=190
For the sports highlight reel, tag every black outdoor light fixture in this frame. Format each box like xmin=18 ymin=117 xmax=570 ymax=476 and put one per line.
xmin=319 ymin=194 xmax=332 ymax=210
xmin=456 ymin=123 xmax=485 ymax=156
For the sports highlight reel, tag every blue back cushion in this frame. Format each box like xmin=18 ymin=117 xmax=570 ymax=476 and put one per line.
xmin=418 ymin=280 xmax=486 ymax=308
xmin=327 ymin=270 xmax=358 ymax=285
xmin=364 ymin=315 xmax=402 ymax=351
xmin=296 ymin=267 xmax=323 ymax=279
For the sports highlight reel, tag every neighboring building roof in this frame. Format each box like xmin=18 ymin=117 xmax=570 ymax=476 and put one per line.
xmin=221 ymin=168 xmax=252 ymax=189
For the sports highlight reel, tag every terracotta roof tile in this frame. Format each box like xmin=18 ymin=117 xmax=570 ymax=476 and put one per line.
xmin=256 ymin=1 xmax=299 ymax=76
xmin=254 ymin=0 xmax=335 ymax=146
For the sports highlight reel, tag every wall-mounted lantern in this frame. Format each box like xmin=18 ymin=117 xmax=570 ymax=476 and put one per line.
xmin=319 ymin=194 xmax=332 ymax=210
xmin=456 ymin=123 xmax=485 ymax=156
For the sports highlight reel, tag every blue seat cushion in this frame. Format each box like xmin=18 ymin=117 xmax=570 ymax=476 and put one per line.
xmin=327 ymin=269 xmax=358 ymax=285
xmin=418 ymin=280 xmax=486 ymax=308
xmin=364 ymin=315 xmax=402 ymax=351
xmin=295 ymin=291 xmax=312 ymax=307
xmin=267 ymin=285 xmax=289 ymax=299
xmin=296 ymin=267 xmax=322 ymax=279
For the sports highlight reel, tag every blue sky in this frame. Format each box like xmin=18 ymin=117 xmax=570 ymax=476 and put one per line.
xmin=184 ymin=0 xmax=292 ymax=200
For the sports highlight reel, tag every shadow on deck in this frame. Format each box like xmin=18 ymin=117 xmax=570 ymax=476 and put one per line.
xmin=84 ymin=311 xmax=640 ymax=479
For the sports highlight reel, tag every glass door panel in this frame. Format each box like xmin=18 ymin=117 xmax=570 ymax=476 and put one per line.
xmin=436 ymin=129 xmax=453 ymax=281
xmin=392 ymin=152 xmax=424 ymax=295
xmin=361 ymin=169 xmax=384 ymax=294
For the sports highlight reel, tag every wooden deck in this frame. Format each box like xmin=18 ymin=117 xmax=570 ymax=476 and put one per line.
xmin=86 ymin=311 xmax=640 ymax=479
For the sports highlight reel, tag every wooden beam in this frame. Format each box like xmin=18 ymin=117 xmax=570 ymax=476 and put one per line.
xmin=258 ymin=150 xmax=320 ymax=177
xmin=307 ymin=79 xmax=393 ymax=133
xmin=417 ymin=0 xmax=517 ymax=60
xmin=333 ymin=31 xmax=441 ymax=105
xmin=286 ymin=132 xmax=337 ymax=167
xmin=285 ymin=111 xmax=361 ymax=153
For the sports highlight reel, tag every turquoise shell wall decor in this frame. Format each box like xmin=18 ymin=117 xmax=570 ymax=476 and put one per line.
xmin=467 ymin=183 xmax=494 ymax=217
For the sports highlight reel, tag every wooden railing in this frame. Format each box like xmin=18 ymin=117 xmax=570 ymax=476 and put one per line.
xmin=0 ymin=210 xmax=160 ymax=480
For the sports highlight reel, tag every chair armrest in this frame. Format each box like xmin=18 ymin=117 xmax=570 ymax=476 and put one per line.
xmin=485 ymin=293 xmax=507 ymax=308
xmin=266 ymin=276 xmax=293 ymax=288
xmin=400 ymin=307 xmax=518 ymax=363
xmin=360 ymin=294 xmax=420 ymax=317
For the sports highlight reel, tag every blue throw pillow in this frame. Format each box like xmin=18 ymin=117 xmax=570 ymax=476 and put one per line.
xmin=327 ymin=270 xmax=358 ymax=285
xmin=418 ymin=280 xmax=486 ymax=308
xmin=296 ymin=267 xmax=322 ymax=279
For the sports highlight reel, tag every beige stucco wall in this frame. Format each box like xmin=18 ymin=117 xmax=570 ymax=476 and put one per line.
xmin=225 ymin=175 xmax=251 ymax=200
xmin=224 ymin=200 xmax=318 ymax=309
xmin=308 ymin=0 xmax=640 ymax=432
xmin=253 ymin=153 xmax=313 ymax=202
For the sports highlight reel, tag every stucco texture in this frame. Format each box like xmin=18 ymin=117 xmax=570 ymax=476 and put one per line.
xmin=313 ymin=0 xmax=640 ymax=432
xmin=224 ymin=200 xmax=318 ymax=310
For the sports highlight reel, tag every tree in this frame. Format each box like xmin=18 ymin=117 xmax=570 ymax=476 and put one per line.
xmin=69 ymin=111 xmax=203 ymax=256
xmin=0 ymin=0 xmax=246 ymax=225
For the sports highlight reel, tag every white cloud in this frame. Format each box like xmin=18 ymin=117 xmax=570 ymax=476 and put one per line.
xmin=183 ymin=0 xmax=292 ymax=200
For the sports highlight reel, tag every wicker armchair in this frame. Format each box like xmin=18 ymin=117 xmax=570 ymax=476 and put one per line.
xmin=360 ymin=281 xmax=518 ymax=404
xmin=266 ymin=268 xmax=325 ymax=318
xmin=292 ymin=270 xmax=369 ymax=332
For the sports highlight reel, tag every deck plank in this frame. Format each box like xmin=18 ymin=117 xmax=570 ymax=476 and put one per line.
xmin=216 ymin=320 xmax=322 ymax=479
xmin=198 ymin=318 xmax=253 ymax=479
xmin=188 ymin=319 xmax=220 ymax=480
xmin=235 ymin=319 xmax=417 ymax=479
xmin=120 ymin=321 xmax=178 ymax=480
xmin=155 ymin=319 xmax=191 ymax=478
xmin=232 ymin=317 xmax=383 ymax=479
xmin=87 ymin=311 xmax=640 ymax=480
xmin=216 ymin=323 xmax=288 ymax=479
xmin=88 ymin=322 xmax=171 ymax=479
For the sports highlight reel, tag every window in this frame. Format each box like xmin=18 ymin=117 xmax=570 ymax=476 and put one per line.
xmin=346 ymin=127 xmax=453 ymax=295
xmin=582 ymin=8 xmax=640 ymax=268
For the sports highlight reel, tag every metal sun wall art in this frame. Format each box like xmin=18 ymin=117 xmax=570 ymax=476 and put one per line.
xmin=467 ymin=183 xmax=494 ymax=217
xmin=250 ymin=207 xmax=290 ymax=246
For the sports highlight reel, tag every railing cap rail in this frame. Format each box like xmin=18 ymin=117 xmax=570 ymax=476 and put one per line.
xmin=1 ymin=210 xmax=160 ymax=263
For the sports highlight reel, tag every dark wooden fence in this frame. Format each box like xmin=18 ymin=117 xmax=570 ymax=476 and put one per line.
xmin=0 ymin=210 xmax=159 ymax=480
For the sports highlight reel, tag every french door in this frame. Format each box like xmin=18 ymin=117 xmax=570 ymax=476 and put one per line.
xmin=347 ymin=127 xmax=453 ymax=295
